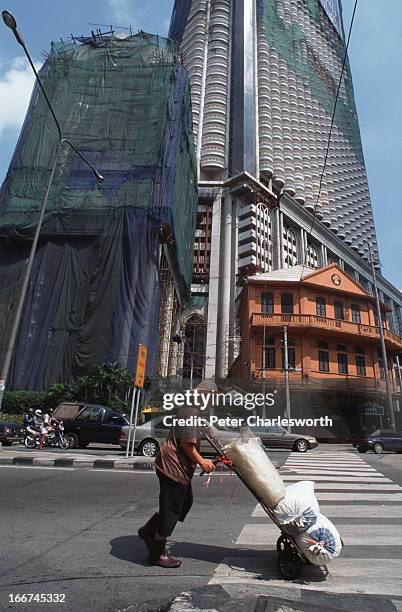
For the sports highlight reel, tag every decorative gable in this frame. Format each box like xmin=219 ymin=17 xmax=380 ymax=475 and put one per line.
xmin=302 ymin=264 xmax=369 ymax=298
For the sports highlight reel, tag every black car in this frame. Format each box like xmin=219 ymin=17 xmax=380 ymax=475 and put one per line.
xmin=52 ymin=402 xmax=129 ymax=448
xmin=0 ymin=421 xmax=23 ymax=446
xmin=353 ymin=429 xmax=402 ymax=454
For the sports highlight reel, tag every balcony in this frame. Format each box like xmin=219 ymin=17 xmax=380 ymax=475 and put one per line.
xmin=250 ymin=313 xmax=402 ymax=351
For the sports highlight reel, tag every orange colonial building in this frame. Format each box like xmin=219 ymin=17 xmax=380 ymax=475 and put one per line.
xmin=231 ymin=264 xmax=402 ymax=438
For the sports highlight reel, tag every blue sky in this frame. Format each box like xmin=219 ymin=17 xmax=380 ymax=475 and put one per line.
xmin=0 ymin=0 xmax=401 ymax=288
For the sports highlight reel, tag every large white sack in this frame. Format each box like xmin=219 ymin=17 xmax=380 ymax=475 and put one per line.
xmin=293 ymin=513 xmax=343 ymax=565
xmin=224 ymin=431 xmax=285 ymax=509
xmin=273 ymin=481 xmax=320 ymax=534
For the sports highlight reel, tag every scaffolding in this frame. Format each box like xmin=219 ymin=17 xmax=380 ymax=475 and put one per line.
xmin=0 ymin=32 xmax=197 ymax=389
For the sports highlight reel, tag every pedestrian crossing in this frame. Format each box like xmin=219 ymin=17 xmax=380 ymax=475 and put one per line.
xmin=209 ymin=450 xmax=402 ymax=597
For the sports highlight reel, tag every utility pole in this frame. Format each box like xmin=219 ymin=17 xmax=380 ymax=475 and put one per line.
xmin=368 ymin=243 xmax=395 ymax=429
xmin=262 ymin=310 xmax=266 ymax=420
xmin=395 ymin=355 xmax=402 ymax=395
xmin=283 ymin=325 xmax=291 ymax=432
xmin=0 ymin=11 xmax=103 ymax=411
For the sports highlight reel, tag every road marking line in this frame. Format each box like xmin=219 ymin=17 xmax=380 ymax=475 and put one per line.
xmin=0 ymin=465 xmax=74 ymax=471
xmin=285 ymin=468 xmax=377 ymax=473
xmin=317 ymin=492 xmax=402 ymax=501
xmin=252 ymin=503 xmax=402 ymax=518
xmin=286 ymin=482 xmax=400 ymax=490
xmin=208 ymin=557 xmax=402 ymax=597
xmin=281 ymin=474 xmax=383 ymax=480
xmin=285 ymin=461 xmax=369 ymax=466
xmin=286 ymin=456 xmax=365 ymax=460
xmin=236 ymin=523 xmax=402 ymax=546
xmin=282 ymin=470 xmax=381 ymax=476
xmin=281 ymin=475 xmax=393 ymax=482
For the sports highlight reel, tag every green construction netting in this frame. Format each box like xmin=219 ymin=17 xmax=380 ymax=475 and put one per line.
xmin=0 ymin=32 xmax=197 ymax=289
xmin=0 ymin=32 xmax=198 ymax=389
xmin=258 ymin=0 xmax=363 ymax=161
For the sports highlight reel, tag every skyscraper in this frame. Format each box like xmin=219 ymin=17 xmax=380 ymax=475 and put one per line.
xmin=169 ymin=0 xmax=402 ymax=380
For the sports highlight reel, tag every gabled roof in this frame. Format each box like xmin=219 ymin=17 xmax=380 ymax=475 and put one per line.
xmin=248 ymin=265 xmax=315 ymax=282
xmin=247 ymin=263 xmax=390 ymax=310
xmin=301 ymin=263 xmax=370 ymax=299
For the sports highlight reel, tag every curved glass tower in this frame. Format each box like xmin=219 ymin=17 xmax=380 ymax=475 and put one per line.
xmin=169 ymin=0 xmax=402 ymax=379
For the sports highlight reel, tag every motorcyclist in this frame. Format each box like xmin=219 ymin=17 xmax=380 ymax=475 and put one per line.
xmin=47 ymin=409 xmax=60 ymax=430
xmin=23 ymin=408 xmax=34 ymax=428
xmin=36 ymin=409 xmax=48 ymax=449
xmin=44 ymin=409 xmax=61 ymax=444
xmin=24 ymin=409 xmax=41 ymax=437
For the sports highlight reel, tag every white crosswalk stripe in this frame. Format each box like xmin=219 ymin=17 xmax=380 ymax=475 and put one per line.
xmin=282 ymin=475 xmax=393 ymax=482
xmin=208 ymin=450 xmax=402 ymax=597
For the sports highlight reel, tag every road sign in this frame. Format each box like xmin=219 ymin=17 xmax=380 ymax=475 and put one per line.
xmin=358 ymin=403 xmax=384 ymax=416
xmin=135 ymin=344 xmax=148 ymax=388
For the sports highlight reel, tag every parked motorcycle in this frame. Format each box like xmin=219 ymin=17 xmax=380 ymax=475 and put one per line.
xmin=24 ymin=421 xmax=70 ymax=450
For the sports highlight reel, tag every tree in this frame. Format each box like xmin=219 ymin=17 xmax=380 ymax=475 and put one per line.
xmin=75 ymin=363 xmax=133 ymax=405
xmin=45 ymin=383 xmax=74 ymax=409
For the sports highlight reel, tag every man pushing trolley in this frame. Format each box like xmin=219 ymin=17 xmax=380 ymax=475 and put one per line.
xmin=138 ymin=412 xmax=342 ymax=578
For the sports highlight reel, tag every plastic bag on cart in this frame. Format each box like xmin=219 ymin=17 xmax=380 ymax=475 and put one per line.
xmin=293 ymin=513 xmax=343 ymax=565
xmin=273 ymin=481 xmax=319 ymax=534
xmin=224 ymin=429 xmax=285 ymax=508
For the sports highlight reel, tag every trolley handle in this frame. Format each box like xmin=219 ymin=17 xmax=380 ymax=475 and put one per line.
xmin=199 ymin=432 xmax=227 ymax=477
xmin=199 ymin=457 xmax=220 ymax=478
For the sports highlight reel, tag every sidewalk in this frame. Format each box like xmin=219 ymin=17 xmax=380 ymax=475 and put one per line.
xmin=0 ymin=448 xmax=155 ymax=471
xmin=167 ymin=583 xmax=398 ymax=612
xmin=0 ymin=443 xmax=357 ymax=472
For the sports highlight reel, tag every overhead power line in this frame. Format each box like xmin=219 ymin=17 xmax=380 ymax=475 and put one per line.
xmin=294 ymin=0 xmax=359 ymax=303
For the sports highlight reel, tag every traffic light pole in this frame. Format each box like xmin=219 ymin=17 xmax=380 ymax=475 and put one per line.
xmin=283 ymin=325 xmax=291 ymax=432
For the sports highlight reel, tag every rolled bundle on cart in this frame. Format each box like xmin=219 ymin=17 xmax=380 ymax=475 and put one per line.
xmin=215 ymin=428 xmax=343 ymax=579
xmin=224 ymin=429 xmax=285 ymax=509
xmin=273 ymin=481 xmax=342 ymax=565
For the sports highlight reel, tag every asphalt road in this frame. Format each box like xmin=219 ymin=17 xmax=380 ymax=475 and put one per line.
xmin=2 ymin=442 xmax=127 ymax=456
xmin=0 ymin=450 xmax=288 ymax=612
xmin=1 ymin=441 xmax=297 ymax=457
xmin=1 ymin=450 xmax=402 ymax=612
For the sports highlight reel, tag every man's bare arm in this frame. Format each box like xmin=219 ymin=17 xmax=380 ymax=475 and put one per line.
xmin=179 ymin=441 xmax=215 ymax=473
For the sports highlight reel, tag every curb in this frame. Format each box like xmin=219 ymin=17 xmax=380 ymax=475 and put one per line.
xmin=0 ymin=444 xmax=358 ymax=472
xmin=167 ymin=585 xmax=397 ymax=612
xmin=0 ymin=454 xmax=155 ymax=471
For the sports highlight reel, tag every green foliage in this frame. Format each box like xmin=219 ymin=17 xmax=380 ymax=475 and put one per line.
xmin=2 ymin=391 xmax=46 ymax=416
xmin=3 ymin=363 xmax=134 ymax=418
xmin=75 ymin=362 xmax=134 ymax=405
xmin=106 ymin=397 xmax=130 ymax=414
xmin=44 ymin=383 xmax=75 ymax=409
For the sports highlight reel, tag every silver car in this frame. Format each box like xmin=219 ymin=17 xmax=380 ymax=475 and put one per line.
xmin=249 ymin=425 xmax=318 ymax=452
xmin=119 ymin=415 xmax=239 ymax=457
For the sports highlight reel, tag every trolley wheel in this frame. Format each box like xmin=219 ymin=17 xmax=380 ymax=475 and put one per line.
xmin=277 ymin=550 xmax=303 ymax=580
xmin=276 ymin=535 xmax=288 ymax=553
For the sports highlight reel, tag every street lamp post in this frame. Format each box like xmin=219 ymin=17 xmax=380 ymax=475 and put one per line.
xmin=0 ymin=11 xmax=104 ymax=410
xmin=283 ymin=325 xmax=291 ymax=432
xmin=368 ymin=243 xmax=396 ymax=430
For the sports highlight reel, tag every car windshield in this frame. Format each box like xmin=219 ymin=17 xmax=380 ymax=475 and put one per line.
xmin=250 ymin=425 xmax=286 ymax=434
xmin=215 ymin=423 xmax=240 ymax=432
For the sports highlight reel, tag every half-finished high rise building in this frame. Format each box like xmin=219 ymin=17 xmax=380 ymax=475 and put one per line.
xmin=169 ymin=0 xmax=402 ymax=380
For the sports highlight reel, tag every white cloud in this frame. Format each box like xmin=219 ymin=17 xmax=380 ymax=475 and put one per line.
xmin=0 ymin=56 xmax=40 ymax=138
xmin=107 ymin=0 xmax=143 ymax=28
